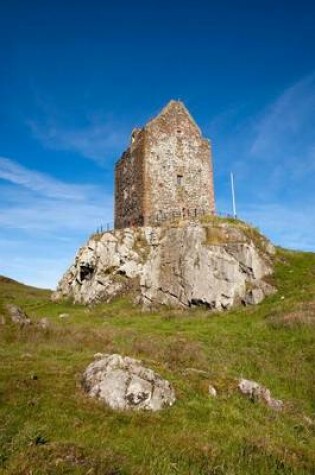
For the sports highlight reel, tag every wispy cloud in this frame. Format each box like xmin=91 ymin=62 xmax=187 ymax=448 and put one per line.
xmin=211 ymin=72 xmax=315 ymax=252
xmin=0 ymin=157 xmax=113 ymax=287
xmin=0 ymin=158 xmax=113 ymax=233
xmin=216 ymin=196 xmax=315 ymax=252
xmin=208 ymin=72 xmax=315 ymax=185
xmin=28 ymin=119 xmax=129 ymax=165
xmin=242 ymin=202 xmax=315 ymax=252
xmin=250 ymin=72 xmax=315 ymax=163
xmin=248 ymin=73 xmax=315 ymax=197
xmin=0 ymin=197 xmax=112 ymax=233
xmin=0 ymin=156 xmax=95 ymax=200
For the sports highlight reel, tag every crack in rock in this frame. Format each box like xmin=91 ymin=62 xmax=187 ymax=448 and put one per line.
xmin=52 ymin=223 xmax=276 ymax=309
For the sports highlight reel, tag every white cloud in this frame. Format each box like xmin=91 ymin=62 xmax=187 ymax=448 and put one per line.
xmin=208 ymin=72 xmax=315 ymax=188
xmin=0 ymin=156 xmax=94 ymax=200
xmin=0 ymin=156 xmax=113 ymax=231
xmin=0 ymin=158 xmax=113 ymax=288
xmin=250 ymin=72 xmax=315 ymax=160
xmin=211 ymin=73 xmax=315 ymax=254
xmin=28 ymin=119 xmax=129 ymax=165
xmin=216 ymin=197 xmax=315 ymax=252
xmin=241 ymin=202 xmax=315 ymax=252
xmin=0 ymin=198 xmax=113 ymax=233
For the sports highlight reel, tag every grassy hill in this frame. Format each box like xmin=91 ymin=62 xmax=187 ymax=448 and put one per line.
xmin=0 ymin=248 xmax=314 ymax=474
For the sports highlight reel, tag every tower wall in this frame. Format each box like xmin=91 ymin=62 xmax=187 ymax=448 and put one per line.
xmin=142 ymin=102 xmax=215 ymax=224
xmin=114 ymin=129 xmax=146 ymax=229
xmin=114 ymin=101 xmax=215 ymax=229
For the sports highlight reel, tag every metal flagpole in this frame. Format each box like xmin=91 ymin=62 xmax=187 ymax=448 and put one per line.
xmin=230 ymin=172 xmax=237 ymax=218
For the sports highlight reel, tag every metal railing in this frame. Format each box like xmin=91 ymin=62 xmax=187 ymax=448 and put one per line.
xmin=94 ymin=209 xmax=239 ymax=235
xmin=94 ymin=222 xmax=114 ymax=234
xmin=149 ymin=207 xmax=210 ymax=225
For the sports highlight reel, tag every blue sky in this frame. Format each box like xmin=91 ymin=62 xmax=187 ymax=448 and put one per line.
xmin=0 ymin=0 xmax=315 ymax=288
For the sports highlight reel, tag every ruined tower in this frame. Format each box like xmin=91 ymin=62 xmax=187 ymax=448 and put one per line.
xmin=114 ymin=100 xmax=215 ymax=229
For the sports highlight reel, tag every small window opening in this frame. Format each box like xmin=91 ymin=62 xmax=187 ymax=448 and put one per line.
xmin=177 ymin=175 xmax=183 ymax=185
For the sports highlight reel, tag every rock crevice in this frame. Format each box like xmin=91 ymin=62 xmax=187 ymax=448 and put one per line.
xmin=82 ymin=354 xmax=175 ymax=411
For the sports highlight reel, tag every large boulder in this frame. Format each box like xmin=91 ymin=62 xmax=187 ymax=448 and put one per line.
xmin=82 ymin=354 xmax=176 ymax=411
xmin=52 ymin=220 xmax=276 ymax=309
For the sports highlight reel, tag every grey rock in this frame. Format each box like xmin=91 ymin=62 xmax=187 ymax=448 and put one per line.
xmin=244 ymin=281 xmax=276 ymax=305
xmin=238 ymin=378 xmax=283 ymax=411
xmin=52 ymin=222 xmax=276 ymax=309
xmin=37 ymin=317 xmax=50 ymax=329
xmin=118 ymin=260 xmax=140 ymax=278
xmin=6 ymin=304 xmax=32 ymax=326
xmin=244 ymin=287 xmax=265 ymax=305
xmin=208 ymin=385 xmax=217 ymax=397
xmin=82 ymin=353 xmax=176 ymax=411
xmin=303 ymin=415 xmax=314 ymax=426
xmin=58 ymin=313 xmax=70 ymax=319
xmin=264 ymin=241 xmax=276 ymax=255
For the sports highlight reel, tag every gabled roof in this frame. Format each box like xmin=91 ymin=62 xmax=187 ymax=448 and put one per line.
xmin=145 ymin=100 xmax=202 ymax=135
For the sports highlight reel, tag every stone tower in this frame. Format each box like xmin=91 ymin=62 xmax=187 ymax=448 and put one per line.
xmin=114 ymin=100 xmax=215 ymax=229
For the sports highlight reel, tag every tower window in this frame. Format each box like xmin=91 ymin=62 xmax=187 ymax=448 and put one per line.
xmin=177 ymin=175 xmax=183 ymax=185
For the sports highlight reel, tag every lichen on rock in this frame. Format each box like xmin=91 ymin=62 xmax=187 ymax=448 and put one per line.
xmin=82 ymin=353 xmax=176 ymax=411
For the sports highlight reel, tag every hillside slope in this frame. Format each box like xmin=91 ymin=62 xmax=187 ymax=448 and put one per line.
xmin=0 ymin=248 xmax=315 ymax=474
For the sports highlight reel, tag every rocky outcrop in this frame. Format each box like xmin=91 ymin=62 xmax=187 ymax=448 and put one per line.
xmin=52 ymin=220 xmax=276 ymax=309
xmin=82 ymin=354 xmax=176 ymax=411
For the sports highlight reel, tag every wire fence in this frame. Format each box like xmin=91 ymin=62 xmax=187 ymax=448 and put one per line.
xmin=94 ymin=208 xmax=238 ymax=235
xmin=94 ymin=222 xmax=115 ymax=234
xmin=150 ymin=207 xmax=209 ymax=225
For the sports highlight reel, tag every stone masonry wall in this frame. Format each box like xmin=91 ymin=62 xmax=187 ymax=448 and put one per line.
xmin=114 ymin=101 xmax=215 ymax=229
xmin=115 ymin=129 xmax=146 ymax=228
xmin=143 ymin=101 xmax=215 ymax=223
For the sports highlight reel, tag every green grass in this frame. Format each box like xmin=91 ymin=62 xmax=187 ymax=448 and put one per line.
xmin=0 ymin=249 xmax=315 ymax=474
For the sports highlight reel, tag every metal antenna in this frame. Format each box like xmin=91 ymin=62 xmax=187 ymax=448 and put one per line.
xmin=230 ymin=172 xmax=237 ymax=218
